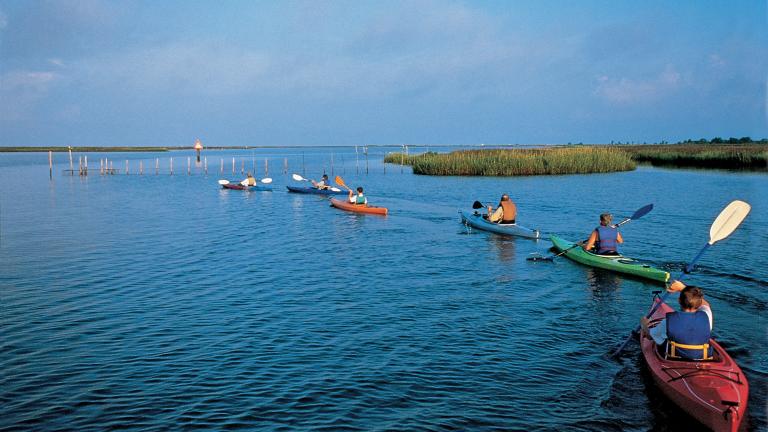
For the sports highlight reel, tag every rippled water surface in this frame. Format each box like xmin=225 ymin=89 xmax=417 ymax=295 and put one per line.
xmin=1 ymin=148 xmax=766 ymax=431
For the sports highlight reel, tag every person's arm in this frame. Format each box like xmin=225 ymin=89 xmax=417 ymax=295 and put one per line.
xmin=616 ymin=231 xmax=624 ymax=244
xmin=348 ymin=190 xmax=355 ymax=203
xmin=583 ymin=230 xmax=598 ymax=251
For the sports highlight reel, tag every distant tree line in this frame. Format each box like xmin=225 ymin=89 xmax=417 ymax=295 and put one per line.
xmin=675 ymin=137 xmax=767 ymax=144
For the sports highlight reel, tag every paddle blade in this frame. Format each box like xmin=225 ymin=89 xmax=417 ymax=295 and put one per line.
xmin=334 ymin=175 xmax=345 ymax=187
xmin=630 ymin=203 xmax=654 ymax=220
xmin=218 ymin=179 xmax=229 ymax=185
xmin=709 ymin=200 xmax=751 ymax=245
xmin=472 ymin=201 xmax=484 ymax=209
xmin=330 ymin=187 xmax=342 ymax=192
xmin=240 ymin=180 xmax=249 ymax=186
xmin=292 ymin=174 xmax=305 ymax=181
xmin=261 ymin=177 xmax=273 ymax=184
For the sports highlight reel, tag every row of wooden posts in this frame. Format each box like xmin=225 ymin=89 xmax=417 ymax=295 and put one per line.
xmin=53 ymin=145 xmax=404 ymax=178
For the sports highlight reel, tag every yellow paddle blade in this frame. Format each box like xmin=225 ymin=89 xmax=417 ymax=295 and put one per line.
xmin=709 ymin=200 xmax=751 ymax=245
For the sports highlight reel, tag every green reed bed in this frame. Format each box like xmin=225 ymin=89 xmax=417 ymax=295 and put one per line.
xmin=621 ymin=144 xmax=767 ymax=170
xmin=384 ymin=147 xmax=636 ymax=176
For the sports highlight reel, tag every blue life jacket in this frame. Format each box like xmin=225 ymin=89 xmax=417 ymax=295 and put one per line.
xmin=595 ymin=225 xmax=618 ymax=254
xmin=665 ymin=310 xmax=713 ymax=360
xmin=355 ymin=194 xmax=366 ymax=205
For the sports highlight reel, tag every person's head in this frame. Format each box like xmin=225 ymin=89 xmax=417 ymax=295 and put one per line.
xmin=678 ymin=285 xmax=704 ymax=310
xmin=500 ymin=194 xmax=510 ymax=202
xmin=357 ymin=186 xmax=364 ymax=194
xmin=247 ymin=172 xmax=253 ymax=177
xmin=600 ymin=213 xmax=613 ymax=226
xmin=322 ymin=174 xmax=328 ymax=180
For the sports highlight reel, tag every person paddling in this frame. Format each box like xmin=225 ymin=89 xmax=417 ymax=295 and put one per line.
xmin=640 ymin=281 xmax=714 ymax=360
xmin=242 ymin=172 xmax=256 ymax=187
xmin=348 ymin=187 xmax=367 ymax=205
xmin=312 ymin=174 xmax=331 ymax=190
xmin=486 ymin=194 xmax=517 ymax=224
xmin=584 ymin=213 xmax=623 ymax=255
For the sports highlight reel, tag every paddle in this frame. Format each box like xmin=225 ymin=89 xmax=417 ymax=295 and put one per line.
xmin=610 ymin=200 xmax=751 ymax=358
xmin=218 ymin=179 xmax=229 ymax=185
xmin=335 ymin=175 xmax=353 ymax=192
xmin=472 ymin=200 xmax=492 ymax=209
xmin=527 ymin=203 xmax=654 ymax=262
xmin=292 ymin=173 xmax=309 ymax=182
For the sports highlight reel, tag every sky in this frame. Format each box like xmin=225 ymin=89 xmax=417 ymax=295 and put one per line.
xmin=0 ymin=0 xmax=766 ymax=147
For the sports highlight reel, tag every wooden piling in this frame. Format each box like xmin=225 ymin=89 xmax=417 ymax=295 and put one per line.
xmin=84 ymin=155 xmax=88 ymax=176
xmin=355 ymin=146 xmax=359 ymax=174
xmin=170 ymin=157 xmax=173 ymax=175
xmin=68 ymin=146 xmax=73 ymax=172
xmin=125 ymin=159 xmax=129 ymax=175
xmin=241 ymin=159 xmax=244 ymax=174
xmin=264 ymin=158 xmax=268 ymax=176
xmin=204 ymin=157 xmax=208 ymax=174
xmin=140 ymin=161 xmax=143 ymax=175
xmin=220 ymin=158 xmax=224 ymax=174
xmin=155 ymin=158 xmax=159 ymax=175
xmin=364 ymin=146 xmax=369 ymax=174
xmin=283 ymin=157 xmax=288 ymax=174
xmin=49 ymin=151 xmax=53 ymax=179
xmin=232 ymin=157 xmax=235 ymax=174
xmin=187 ymin=157 xmax=191 ymax=175
xmin=110 ymin=160 xmax=113 ymax=174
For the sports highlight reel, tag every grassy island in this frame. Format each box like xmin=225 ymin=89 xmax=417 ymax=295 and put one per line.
xmin=383 ymin=147 xmax=636 ymax=176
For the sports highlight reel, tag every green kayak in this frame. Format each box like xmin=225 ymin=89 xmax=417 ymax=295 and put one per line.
xmin=550 ymin=235 xmax=670 ymax=283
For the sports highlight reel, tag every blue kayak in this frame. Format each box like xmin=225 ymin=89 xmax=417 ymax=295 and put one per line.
xmin=286 ymin=185 xmax=346 ymax=195
xmin=459 ymin=210 xmax=541 ymax=239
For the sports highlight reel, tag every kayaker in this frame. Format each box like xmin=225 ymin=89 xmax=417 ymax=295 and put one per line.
xmin=242 ymin=172 xmax=256 ymax=187
xmin=348 ymin=187 xmax=367 ymax=205
xmin=312 ymin=174 xmax=331 ymax=190
xmin=584 ymin=213 xmax=623 ymax=255
xmin=640 ymin=281 xmax=714 ymax=360
xmin=486 ymin=194 xmax=517 ymax=224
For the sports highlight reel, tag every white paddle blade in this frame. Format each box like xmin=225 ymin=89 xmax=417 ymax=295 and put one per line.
xmin=330 ymin=187 xmax=341 ymax=192
xmin=260 ymin=177 xmax=273 ymax=184
xmin=218 ymin=179 xmax=229 ymax=185
xmin=292 ymin=173 xmax=305 ymax=181
xmin=709 ymin=200 xmax=751 ymax=244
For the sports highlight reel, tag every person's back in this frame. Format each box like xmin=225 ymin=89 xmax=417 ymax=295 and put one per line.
xmin=488 ymin=194 xmax=516 ymax=223
xmin=349 ymin=186 xmax=367 ymax=205
xmin=584 ymin=213 xmax=623 ymax=254
xmin=642 ymin=281 xmax=714 ymax=361
xmin=665 ymin=284 xmax=713 ymax=360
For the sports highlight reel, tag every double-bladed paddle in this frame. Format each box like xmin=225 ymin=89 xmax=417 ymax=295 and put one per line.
xmin=293 ymin=173 xmax=341 ymax=192
xmin=527 ymin=203 xmax=654 ymax=262
xmin=610 ymin=200 xmax=751 ymax=358
xmin=218 ymin=178 xmax=272 ymax=186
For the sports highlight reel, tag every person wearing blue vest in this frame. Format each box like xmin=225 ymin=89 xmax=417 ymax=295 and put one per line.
xmin=312 ymin=174 xmax=330 ymax=190
xmin=640 ymin=281 xmax=714 ymax=360
xmin=348 ymin=186 xmax=367 ymax=205
xmin=583 ymin=213 xmax=623 ymax=255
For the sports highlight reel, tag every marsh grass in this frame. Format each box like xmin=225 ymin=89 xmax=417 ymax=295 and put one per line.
xmin=622 ymin=144 xmax=767 ymax=170
xmin=384 ymin=147 xmax=636 ymax=176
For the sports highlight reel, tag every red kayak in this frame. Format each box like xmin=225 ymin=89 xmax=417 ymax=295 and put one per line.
xmin=329 ymin=198 xmax=388 ymax=215
xmin=641 ymin=298 xmax=748 ymax=432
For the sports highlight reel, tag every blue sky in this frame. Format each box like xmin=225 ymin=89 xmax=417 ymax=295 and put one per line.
xmin=0 ymin=0 xmax=766 ymax=146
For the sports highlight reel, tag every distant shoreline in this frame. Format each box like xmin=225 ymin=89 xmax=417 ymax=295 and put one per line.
xmin=3 ymin=144 xmax=529 ymax=152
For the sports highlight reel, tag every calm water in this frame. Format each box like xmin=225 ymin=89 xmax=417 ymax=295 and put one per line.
xmin=1 ymin=148 xmax=766 ymax=431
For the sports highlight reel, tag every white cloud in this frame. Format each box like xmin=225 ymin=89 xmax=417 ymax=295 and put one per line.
xmin=593 ymin=66 xmax=685 ymax=105
xmin=0 ymin=70 xmax=60 ymax=121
